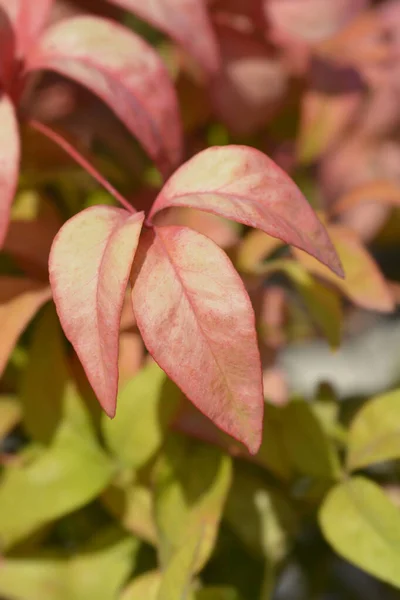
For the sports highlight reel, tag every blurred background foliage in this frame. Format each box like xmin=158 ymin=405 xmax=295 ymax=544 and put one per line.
xmin=2 ymin=0 xmax=400 ymax=598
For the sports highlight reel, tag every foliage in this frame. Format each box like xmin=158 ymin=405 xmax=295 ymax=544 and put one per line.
xmin=1 ymin=0 xmax=400 ymax=598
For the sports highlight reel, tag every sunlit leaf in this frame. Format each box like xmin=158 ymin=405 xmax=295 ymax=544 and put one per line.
xmin=149 ymin=146 xmax=343 ymax=276
xmin=347 ymin=389 xmax=400 ymax=471
xmin=333 ymin=180 xmax=400 ymax=215
xmin=121 ymin=571 xmax=161 ymax=600
xmin=102 ymin=362 xmax=180 ymax=469
xmin=107 ymin=0 xmax=220 ymax=74
xmin=157 ymin=530 xmax=199 ymax=600
xmin=49 ymin=206 xmax=144 ymax=417
xmin=236 ymin=230 xmax=284 ymax=273
xmin=154 ymin=434 xmax=232 ymax=571
xmin=320 ymin=477 xmax=400 ymax=589
xmin=0 ymin=529 xmax=138 ymax=600
xmin=0 ymin=95 xmax=20 ymax=247
xmin=293 ymin=225 xmax=395 ymax=312
xmin=0 ymin=277 xmax=51 ymax=378
xmin=132 ymin=226 xmax=264 ymax=453
xmin=27 ymin=16 xmax=182 ymax=175
xmin=0 ymin=389 xmax=114 ymax=549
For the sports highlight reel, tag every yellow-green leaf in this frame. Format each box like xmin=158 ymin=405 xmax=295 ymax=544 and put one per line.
xmin=102 ymin=483 xmax=158 ymax=545
xmin=157 ymin=530 xmax=199 ymax=600
xmin=0 ymin=529 xmax=138 ymax=600
xmin=319 ymin=477 xmax=400 ymax=589
xmin=0 ymin=396 xmax=21 ymax=439
xmin=196 ymin=588 xmax=240 ymax=600
xmin=347 ymin=389 xmax=400 ymax=471
xmin=154 ymin=434 xmax=232 ymax=572
xmin=0 ymin=390 xmax=114 ymax=549
xmin=121 ymin=571 xmax=161 ymax=600
xmin=20 ymin=305 xmax=68 ymax=443
xmin=225 ymin=467 xmax=297 ymax=561
xmin=102 ymin=362 xmax=180 ymax=469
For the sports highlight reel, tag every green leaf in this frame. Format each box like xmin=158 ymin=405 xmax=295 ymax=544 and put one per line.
xmin=196 ymin=588 xmax=240 ymax=600
xmin=20 ymin=305 xmax=69 ymax=443
xmin=157 ymin=530 xmax=199 ymax=600
xmin=102 ymin=483 xmax=158 ymax=545
xmin=0 ymin=529 xmax=138 ymax=600
xmin=261 ymin=260 xmax=342 ymax=349
xmin=154 ymin=434 xmax=232 ymax=572
xmin=347 ymin=389 xmax=400 ymax=471
xmin=121 ymin=571 xmax=161 ymax=600
xmin=102 ymin=362 xmax=180 ymax=469
xmin=225 ymin=467 xmax=298 ymax=562
xmin=0 ymin=388 xmax=114 ymax=550
xmin=0 ymin=395 xmax=21 ymax=439
xmin=319 ymin=476 xmax=400 ymax=588
xmin=256 ymin=404 xmax=292 ymax=481
xmin=282 ymin=399 xmax=341 ymax=480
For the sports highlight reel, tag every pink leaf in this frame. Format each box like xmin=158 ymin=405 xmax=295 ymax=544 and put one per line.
xmin=131 ymin=225 xmax=264 ymax=454
xmin=266 ymin=0 xmax=369 ymax=44
xmin=0 ymin=95 xmax=20 ymax=247
xmin=149 ymin=145 xmax=343 ymax=276
xmin=0 ymin=278 xmax=51 ymax=378
xmin=26 ymin=16 xmax=182 ymax=176
xmin=107 ymin=0 xmax=220 ymax=74
xmin=0 ymin=0 xmax=53 ymax=59
xmin=49 ymin=206 xmax=144 ymax=417
xmin=210 ymin=25 xmax=289 ymax=135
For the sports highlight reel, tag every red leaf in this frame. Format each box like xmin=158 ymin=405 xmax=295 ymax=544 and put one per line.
xmin=149 ymin=145 xmax=343 ymax=276
xmin=49 ymin=206 xmax=144 ymax=417
xmin=131 ymin=225 xmax=264 ymax=454
xmin=107 ymin=0 xmax=220 ymax=74
xmin=0 ymin=278 xmax=51 ymax=378
xmin=0 ymin=95 xmax=20 ymax=247
xmin=27 ymin=16 xmax=182 ymax=176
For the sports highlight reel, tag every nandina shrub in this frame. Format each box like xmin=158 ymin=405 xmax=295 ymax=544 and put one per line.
xmin=1 ymin=1 xmax=400 ymax=598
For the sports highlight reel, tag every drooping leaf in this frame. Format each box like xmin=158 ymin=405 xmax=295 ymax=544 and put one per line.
xmin=27 ymin=16 xmax=182 ymax=175
xmin=319 ymin=477 xmax=400 ymax=589
xmin=153 ymin=434 xmax=232 ymax=571
xmin=121 ymin=571 xmax=161 ymax=600
xmin=293 ymin=225 xmax=395 ymax=312
xmin=0 ymin=529 xmax=138 ymax=600
xmin=149 ymin=146 xmax=343 ymax=276
xmin=0 ymin=95 xmax=20 ymax=247
xmin=107 ymin=0 xmax=220 ymax=74
xmin=131 ymin=226 xmax=264 ymax=453
xmin=0 ymin=388 xmax=114 ymax=549
xmin=0 ymin=277 xmax=51 ymax=378
xmin=49 ymin=206 xmax=144 ymax=417
xmin=102 ymin=362 xmax=180 ymax=469
xmin=20 ymin=305 xmax=69 ymax=443
xmin=347 ymin=389 xmax=400 ymax=471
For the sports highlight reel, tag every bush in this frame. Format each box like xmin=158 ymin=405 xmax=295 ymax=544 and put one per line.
xmin=0 ymin=1 xmax=400 ymax=598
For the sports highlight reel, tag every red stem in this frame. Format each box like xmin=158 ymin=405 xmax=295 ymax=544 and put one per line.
xmin=28 ymin=119 xmax=136 ymax=214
